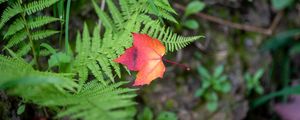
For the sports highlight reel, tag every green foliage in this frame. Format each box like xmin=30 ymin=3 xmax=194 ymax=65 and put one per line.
xmin=262 ymin=29 xmax=300 ymax=52
xmin=54 ymin=81 xmax=137 ymax=120
xmin=0 ymin=0 xmax=60 ymax=57
xmin=195 ymin=65 xmax=231 ymax=112
xmin=70 ymin=0 xmax=204 ymax=89
xmin=251 ymin=85 xmax=300 ymax=109
xmin=0 ymin=55 xmax=137 ymax=120
xmin=184 ymin=1 xmax=205 ymax=17
xmin=178 ymin=1 xmax=206 ymax=30
xmin=138 ymin=107 xmax=154 ymax=120
xmin=137 ymin=107 xmax=177 ymax=120
xmin=144 ymin=0 xmax=178 ymax=23
xmin=262 ymin=29 xmax=300 ymax=103
xmin=244 ymin=69 xmax=265 ymax=95
xmin=92 ymin=0 xmax=203 ymax=52
xmin=271 ymin=0 xmax=295 ymax=10
xmin=183 ymin=19 xmax=199 ymax=30
xmin=72 ymin=23 xmax=119 ymax=88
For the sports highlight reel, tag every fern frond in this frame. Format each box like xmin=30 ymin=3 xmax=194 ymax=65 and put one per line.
xmin=16 ymin=43 xmax=31 ymax=56
xmin=4 ymin=18 xmax=25 ymax=38
xmin=139 ymin=0 xmax=178 ymax=23
xmin=92 ymin=0 xmax=115 ymax=29
xmin=28 ymin=16 xmax=60 ymax=29
xmin=54 ymin=81 xmax=136 ymax=120
xmin=87 ymin=61 xmax=105 ymax=85
xmin=106 ymin=0 xmax=124 ymax=29
xmin=91 ymin=26 xmax=101 ymax=52
xmin=140 ymin=20 xmax=204 ymax=52
xmin=73 ymin=24 xmax=119 ymax=85
xmin=31 ymin=30 xmax=59 ymax=40
xmin=25 ymin=0 xmax=59 ymax=15
xmin=119 ymin=0 xmax=132 ymax=19
xmin=1 ymin=0 xmax=59 ymax=57
xmin=6 ymin=30 xmax=27 ymax=48
xmin=96 ymin=55 xmax=114 ymax=82
xmin=154 ymin=0 xmax=177 ymax=14
xmin=0 ymin=2 xmax=23 ymax=29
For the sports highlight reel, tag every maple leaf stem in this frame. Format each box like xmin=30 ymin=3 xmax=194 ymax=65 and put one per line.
xmin=162 ymin=58 xmax=190 ymax=71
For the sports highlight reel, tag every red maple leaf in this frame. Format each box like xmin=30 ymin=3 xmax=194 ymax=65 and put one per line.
xmin=114 ymin=33 xmax=166 ymax=86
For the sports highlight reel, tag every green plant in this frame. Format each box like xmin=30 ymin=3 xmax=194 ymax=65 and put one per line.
xmin=0 ymin=0 xmax=60 ymax=67
xmin=195 ymin=65 xmax=231 ymax=112
xmin=244 ymin=69 xmax=265 ymax=95
xmin=251 ymin=29 xmax=300 ymax=109
xmin=178 ymin=1 xmax=205 ymax=30
xmin=0 ymin=0 xmax=203 ymax=119
xmin=137 ymin=107 xmax=177 ymax=120
xmin=262 ymin=29 xmax=300 ymax=102
xmin=138 ymin=107 xmax=154 ymax=120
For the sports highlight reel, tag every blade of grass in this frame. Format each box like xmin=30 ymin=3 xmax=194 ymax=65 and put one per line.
xmin=58 ymin=0 xmax=64 ymax=47
xmin=65 ymin=0 xmax=71 ymax=55
xmin=251 ymin=85 xmax=300 ymax=109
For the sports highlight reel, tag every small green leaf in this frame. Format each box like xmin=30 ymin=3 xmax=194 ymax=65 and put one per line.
xmin=205 ymin=92 xmax=218 ymax=101
xmin=254 ymin=69 xmax=264 ymax=81
xmin=206 ymin=101 xmax=218 ymax=112
xmin=213 ymin=65 xmax=224 ymax=78
xmin=221 ymin=82 xmax=231 ymax=93
xmin=195 ymin=89 xmax=204 ymax=97
xmin=271 ymin=0 xmax=294 ymax=10
xmin=185 ymin=1 xmax=205 ymax=16
xmin=138 ymin=107 xmax=153 ymax=120
xmin=255 ymin=86 xmax=264 ymax=95
xmin=183 ymin=19 xmax=199 ymax=29
xmin=157 ymin=111 xmax=178 ymax=120
xmin=197 ymin=66 xmax=210 ymax=80
xmin=17 ymin=104 xmax=25 ymax=115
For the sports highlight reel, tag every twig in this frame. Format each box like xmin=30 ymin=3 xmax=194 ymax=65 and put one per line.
xmin=174 ymin=3 xmax=283 ymax=36
xmin=98 ymin=0 xmax=106 ymax=28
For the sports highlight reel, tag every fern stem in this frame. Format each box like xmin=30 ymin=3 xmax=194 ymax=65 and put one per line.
xmin=65 ymin=0 xmax=71 ymax=54
xmin=19 ymin=0 xmax=40 ymax=69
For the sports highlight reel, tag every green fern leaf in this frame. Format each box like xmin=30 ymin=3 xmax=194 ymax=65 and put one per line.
xmin=25 ymin=0 xmax=59 ymax=15
xmin=154 ymin=0 xmax=177 ymax=15
xmin=28 ymin=16 xmax=60 ymax=29
xmin=87 ymin=61 xmax=105 ymax=85
xmin=91 ymin=26 xmax=101 ymax=52
xmin=106 ymin=0 xmax=124 ymax=29
xmin=16 ymin=44 xmax=31 ymax=57
xmin=6 ymin=30 xmax=27 ymax=48
xmin=0 ymin=2 xmax=23 ymax=29
xmin=31 ymin=30 xmax=59 ymax=40
xmin=4 ymin=18 xmax=25 ymax=39
xmin=96 ymin=55 xmax=114 ymax=82
xmin=54 ymin=81 xmax=136 ymax=120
